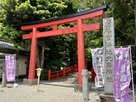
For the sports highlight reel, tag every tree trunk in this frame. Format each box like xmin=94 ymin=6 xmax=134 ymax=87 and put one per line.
xmin=40 ymin=45 xmax=45 ymax=69
xmin=134 ymin=0 xmax=136 ymax=61
xmin=37 ymin=39 xmax=45 ymax=69
xmin=134 ymin=0 xmax=136 ymax=46
xmin=37 ymin=46 xmax=40 ymax=68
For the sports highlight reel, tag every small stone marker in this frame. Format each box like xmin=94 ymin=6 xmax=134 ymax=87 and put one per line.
xmin=82 ymin=69 xmax=89 ymax=102
xmin=36 ymin=68 xmax=42 ymax=92
xmin=2 ymin=70 xmax=6 ymax=88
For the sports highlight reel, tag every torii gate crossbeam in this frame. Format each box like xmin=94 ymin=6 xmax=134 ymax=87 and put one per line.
xmin=21 ymin=5 xmax=108 ymax=85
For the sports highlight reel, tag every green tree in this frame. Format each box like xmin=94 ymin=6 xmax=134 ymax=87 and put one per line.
xmin=0 ymin=0 xmax=78 ymax=76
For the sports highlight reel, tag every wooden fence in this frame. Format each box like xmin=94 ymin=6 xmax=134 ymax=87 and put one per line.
xmin=48 ymin=64 xmax=78 ymax=81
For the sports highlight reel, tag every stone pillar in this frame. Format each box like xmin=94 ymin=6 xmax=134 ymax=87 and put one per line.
xmin=82 ymin=69 xmax=89 ymax=102
xmin=2 ymin=71 xmax=6 ymax=88
xmin=103 ymin=17 xmax=115 ymax=94
xmin=99 ymin=17 xmax=115 ymax=102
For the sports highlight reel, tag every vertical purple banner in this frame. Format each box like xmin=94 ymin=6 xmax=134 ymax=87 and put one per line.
xmin=5 ymin=54 xmax=16 ymax=82
xmin=113 ymin=48 xmax=132 ymax=102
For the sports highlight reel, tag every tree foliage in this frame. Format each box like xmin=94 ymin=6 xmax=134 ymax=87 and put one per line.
xmin=0 ymin=0 xmax=78 ymax=72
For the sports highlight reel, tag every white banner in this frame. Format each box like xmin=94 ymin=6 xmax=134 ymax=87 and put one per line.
xmin=91 ymin=48 xmax=104 ymax=87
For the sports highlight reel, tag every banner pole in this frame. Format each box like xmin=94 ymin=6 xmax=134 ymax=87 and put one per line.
xmin=14 ymin=59 xmax=16 ymax=84
xmin=129 ymin=45 xmax=135 ymax=102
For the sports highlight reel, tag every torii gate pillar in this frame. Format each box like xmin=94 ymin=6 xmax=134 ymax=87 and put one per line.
xmin=77 ymin=19 xmax=85 ymax=84
xmin=29 ymin=27 xmax=37 ymax=79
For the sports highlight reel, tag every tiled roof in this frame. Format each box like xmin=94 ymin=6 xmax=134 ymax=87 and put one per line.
xmin=0 ymin=39 xmax=15 ymax=50
xmin=0 ymin=39 xmax=28 ymax=51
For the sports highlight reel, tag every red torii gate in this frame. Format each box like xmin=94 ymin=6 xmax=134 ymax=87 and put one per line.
xmin=21 ymin=5 xmax=107 ymax=84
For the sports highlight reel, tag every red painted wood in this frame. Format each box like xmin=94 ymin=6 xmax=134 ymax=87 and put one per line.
xmin=21 ymin=10 xmax=103 ymax=30
xmin=48 ymin=65 xmax=76 ymax=80
xmin=63 ymin=68 xmax=66 ymax=77
xmin=77 ymin=19 xmax=85 ymax=84
xmin=23 ymin=26 xmax=77 ymax=39
xmin=53 ymin=25 xmax=58 ymax=31
xmin=48 ymin=70 xmax=51 ymax=80
xmin=82 ymin=23 xmax=100 ymax=32
xmin=28 ymin=27 xmax=37 ymax=79
xmin=23 ymin=33 xmax=32 ymax=39
xmin=23 ymin=23 xmax=100 ymax=39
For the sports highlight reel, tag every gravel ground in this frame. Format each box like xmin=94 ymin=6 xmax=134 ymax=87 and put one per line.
xmin=0 ymin=72 xmax=102 ymax=102
xmin=0 ymin=72 xmax=135 ymax=102
xmin=0 ymin=81 xmax=100 ymax=102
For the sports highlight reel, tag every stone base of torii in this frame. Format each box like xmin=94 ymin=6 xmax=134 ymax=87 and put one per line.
xmin=99 ymin=94 xmax=115 ymax=102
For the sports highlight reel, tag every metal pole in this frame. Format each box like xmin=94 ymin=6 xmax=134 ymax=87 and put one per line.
xmin=37 ymin=76 xmax=40 ymax=92
xmin=129 ymin=45 xmax=135 ymax=102
xmin=82 ymin=69 xmax=89 ymax=102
